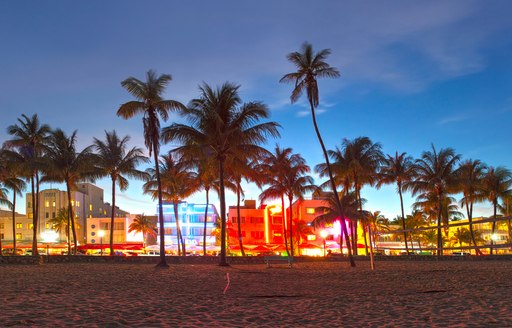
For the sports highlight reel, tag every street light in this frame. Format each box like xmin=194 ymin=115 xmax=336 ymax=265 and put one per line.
xmin=98 ymin=230 xmax=105 ymax=256
xmin=319 ymin=230 xmax=328 ymax=257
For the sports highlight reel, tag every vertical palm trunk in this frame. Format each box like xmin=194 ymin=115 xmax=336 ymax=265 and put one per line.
xmin=490 ymin=202 xmax=497 ymax=255
xmin=12 ymin=192 xmax=17 ymax=255
xmin=282 ymin=196 xmax=290 ymax=256
xmin=357 ymin=188 xmax=369 ymax=256
xmin=309 ymin=100 xmax=355 ymax=267
xmin=218 ymin=156 xmax=229 ymax=266
xmin=203 ymin=188 xmax=210 ymax=256
xmin=175 ymin=202 xmax=186 ymax=256
xmin=465 ymin=201 xmax=482 ymax=255
xmin=36 ymin=172 xmax=40 ymax=235
xmin=109 ymin=177 xmax=116 ymax=256
xmin=153 ymin=141 xmax=168 ymax=267
xmin=398 ymin=185 xmax=409 ymax=255
xmin=436 ymin=195 xmax=443 ymax=257
xmin=288 ymin=195 xmax=295 ymax=256
xmin=236 ymin=182 xmax=245 ymax=256
xmin=66 ymin=180 xmax=78 ymax=255
xmin=31 ymin=176 xmax=38 ymax=256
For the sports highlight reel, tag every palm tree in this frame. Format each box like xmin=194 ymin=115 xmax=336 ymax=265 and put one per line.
xmin=404 ymin=211 xmax=428 ymax=251
xmin=128 ymin=213 xmax=157 ymax=253
xmin=339 ymin=137 xmax=384 ymax=255
xmin=161 ymin=82 xmax=280 ymax=266
xmin=47 ymin=207 xmax=72 ymax=241
xmin=117 ymin=70 xmax=186 ymax=267
xmin=410 ymin=145 xmax=460 ymax=256
xmin=312 ymin=192 xmax=360 ymax=255
xmin=93 ymin=131 xmax=149 ymax=256
xmin=456 ymin=159 xmax=486 ymax=255
xmin=259 ymin=147 xmax=315 ymax=256
xmin=364 ymin=211 xmax=390 ymax=251
xmin=281 ymin=42 xmax=355 ymax=267
xmin=480 ymin=166 xmax=512 ymax=254
xmin=195 ymin=157 xmax=219 ymax=256
xmin=44 ymin=129 xmax=96 ymax=255
xmin=4 ymin=114 xmax=51 ymax=256
xmin=0 ymin=149 xmax=26 ymax=254
xmin=378 ymin=151 xmax=415 ymax=254
xmin=144 ymin=152 xmax=199 ymax=256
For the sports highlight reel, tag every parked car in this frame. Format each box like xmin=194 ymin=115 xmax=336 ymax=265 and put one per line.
xmin=2 ymin=248 xmax=24 ymax=256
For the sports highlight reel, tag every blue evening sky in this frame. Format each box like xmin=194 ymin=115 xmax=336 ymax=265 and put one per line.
xmin=1 ymin=1 xmax=511 ymax=219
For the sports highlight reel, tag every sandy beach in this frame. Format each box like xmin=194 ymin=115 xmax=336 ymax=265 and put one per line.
xmin=1 ymin=260 xmax=511 ymax=327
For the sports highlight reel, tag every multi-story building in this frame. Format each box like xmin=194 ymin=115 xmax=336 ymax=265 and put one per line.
xmin=25 ymin=183 xmax=130 ymax=245
xmin=158 ymin=202 xmax=219 ymax=248
xmin=0 ymin=209 xmax=30 ymax=245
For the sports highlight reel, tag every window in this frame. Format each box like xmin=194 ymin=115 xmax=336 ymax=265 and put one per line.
xmin=250 ymin=231 xmax=264 ymax=239
xmin=45 ymin=212 xmax=49 ymax=219
xmin=89 ymin=204 xmax=93 ymax=211
xmin=236 ymin=231 xmax=246 ymax=238
xmin=272 ymin=216 xmax=283 ymax=225
xmin=16 ymin=223 xmax=23 ymax=229
xmin=71 ymin=200 xmax=75 ymax=206
xmin=76 ymin=201 xmax=80 ymax=207
xmin=307 ymin=235 xmax=316 ymax=241
xmin=0 ymin=233 xmax=3 ymax=240
xmin=232 ymin=217 xmax=237 ymax=223
xmin=306 ymin=207 xmax=315 ymax=214
xmin=251 ymin=217 xmax=264 ymax=224
xmin=273 ymin=232 xmax=282 ymax=237
xmin=91 ymin=224 xmax=96 ymax=229
xmin=45 ymin=223 xmax=50 ymax=229
xmin=28 ymin=202 xmax=32 ymax=208
xmin=52 ymin=201 xmax=56 ymax=207
xmin=28 ymin=224 xmax=34 ymax=229
xmin=100 ymin=223 xmax=109 ymax=230
xmin=52 ymin=212 xmax=56 ymax=219
xmin=45 ymin=201 xmax=50 ymax=208
xmin=91 ymin=232 xmax=96 ymax=237
xmin=0 ymin=223 xmax=4 ymax=229
xmin=164 ymin=228 xmax=173 ymax=235
xmin=113 ymin=222 xmax=125 ymax=230
xmin=16 ymin=233 xmax=22 ymax=240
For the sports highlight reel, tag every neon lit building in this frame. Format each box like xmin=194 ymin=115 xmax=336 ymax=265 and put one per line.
xmin=157 ymin=202 xmax=219 ymax=247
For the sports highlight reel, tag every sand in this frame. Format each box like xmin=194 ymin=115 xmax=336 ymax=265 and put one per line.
xmin=1 ymin=260 xmax=511 ymax=327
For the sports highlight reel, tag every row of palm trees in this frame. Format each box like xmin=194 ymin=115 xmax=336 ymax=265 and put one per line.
xmin=1 ymin=42 xmax=510 ymax=269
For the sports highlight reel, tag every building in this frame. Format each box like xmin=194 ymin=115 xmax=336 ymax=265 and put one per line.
xmin=157 ymin=202 xmax=219 ymax=249
xmin=0 ymin=209 xmax=30 ymax=245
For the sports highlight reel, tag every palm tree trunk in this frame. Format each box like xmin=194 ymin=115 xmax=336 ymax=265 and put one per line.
xmin=282 ymin=196 xmax=290 ymax=256
xmin=308 ymin=99 xmax=355 ymax=267
xmin=31 ymin=176 xmax=38 ymax=256
xmin=12 ymin=192 xmax=16 ymax=255
xmin=218 ymin=156 xmax=229 ymax=266
xmin=36 ymin=172 xmax=40 ymax=236
xmin=173 ymin=203 xmax=183 ymax=256
xmin=466 ymin=201 xmax=482 ymax=255
xmin=491 ymin=202 xmax=497 ymax=255
xmin=398 ymin=185 xmax=409 ymax=255
xmin=109 ymin=177 xmax=116 ymax=256
xmin=203 ymin=188 xmax=210 ymax=256
xmin=236 ymin=183 xmax=245 ymax=256
xmin=357 ymin=188 xmax=369 ymax=256
xmin=437 ymin=195 xmax=443 ymax=257
xmin=66 ymin=180 xmax=78 ymax=255
xmin=153 ymin=142 xmax=168 ymax=267
xmin=288 ymin=195 xmax=294 ymax=256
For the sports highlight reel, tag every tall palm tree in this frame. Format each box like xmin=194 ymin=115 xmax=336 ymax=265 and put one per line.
xmin=259 ymin=147 xmax=315 ymax=256
xmin=378 ymin=151 xmax=415 ymax=254
xmin=0 ymin=149 xmax=26 ymax=254
xmin=281 ymin=42 xmax=355 ymax=266
xmin=161 ymin=82 xmax=280 ymax=266
xmin=128 ymin=213 xmax=157 ymax=253
xmin=410 ymin=145 xmax=460 ymax=256
xmin=455 ymin=159 xmax=486 ymax=255
xmin=117 ymin=70 xmax=186 ymax=267
xmin=144 ymin=152 xmax=199 ymax=256
xmin=364 ymin=211 xmax=390 ymax=251
xmin=44 ymin=129 xmax=96 ymax=255
xmin=4 ymin=114 xmax=51 ymax=256
xmin=47 ymin=207 xmax=72 ymax=242
xmin=340 ymin=137 xmax=384 ymax=255
xmin=93 ymin=131 xmax=149 ymax=256
xmin=480 ymin=166 xmax=512 ymax=254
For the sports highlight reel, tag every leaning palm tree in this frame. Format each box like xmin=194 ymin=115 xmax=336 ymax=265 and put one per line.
xmin=455 ymin=159 xmax=487 ymax=255
xmin=128 ymin=213 xmax=157 ymax=253
xmin=480 ymin=166 xmax=512 ymax=254
xmin=0 ymin=149 xmax=26 ymax=254
xmin=281 ymin=42 xmax=355 ymax=267
xmin=93 ymin=131 xmax=149 ymax=256
xmin=44 ymin=129 xmax=96 ymax=255
xmin=378 ymin=151 xmax=415 ymax=254
xmin=161 ymin=82 xmax=280 ymax=266
xmin=4 ymin=114 xmax=51 ymax=256
xmin=117 ymin=70 xmax=186 ymax=267
xmin=144 ymin=152 xmax=199 ymax=256
xmin=409 ymin=145 xmax=460 ymax=256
